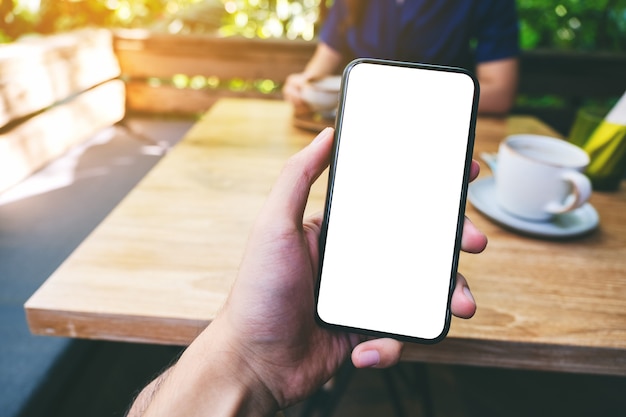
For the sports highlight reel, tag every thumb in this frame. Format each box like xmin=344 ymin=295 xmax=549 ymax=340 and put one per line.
xmin=351 ymin=338 xmax=404 ymax=369
xmin=259 ymin=127 xmax=334 ymax=226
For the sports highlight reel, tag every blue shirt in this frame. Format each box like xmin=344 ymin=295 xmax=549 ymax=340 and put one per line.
xmin=320 ymin=0 xmax=519 ymax=70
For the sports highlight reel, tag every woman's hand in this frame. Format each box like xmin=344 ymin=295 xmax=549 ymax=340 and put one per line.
xmin=282 ymin=42 xmax=344 ymax=115
xmin=282 ymin=72 xmax=313 ymax=115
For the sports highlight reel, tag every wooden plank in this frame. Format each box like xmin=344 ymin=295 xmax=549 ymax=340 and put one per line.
xmin=0 ymin=28 xmax=121 ymax=129
xmin=401 ymin=338 xmax=626 ymax=376
xmin=124 ymin=81 xmax=281 ymax=115
xmin=25 ymin=309 xmax=205 ymax=346
xmin=113 ymin=29 xmax=315 ymax=81
xmin=114 ymin=30 xmax=313 ymax=115
xmin=0 ymin=80 xmax=126 ymax=194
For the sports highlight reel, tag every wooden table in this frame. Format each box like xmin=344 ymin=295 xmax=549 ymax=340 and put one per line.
xmin=25 ymin=98 xmax=626 ymax=376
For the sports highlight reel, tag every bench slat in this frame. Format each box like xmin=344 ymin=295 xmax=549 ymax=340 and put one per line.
xmin=113 ymin=29 xmax=315 ymax=82
xmin=0 ymin=80 xmax=126 ymax=194
xmin=0 ymin=28 xmax=121 ymax=129
xmin=125 ymin=81 xmax=282 ymax=115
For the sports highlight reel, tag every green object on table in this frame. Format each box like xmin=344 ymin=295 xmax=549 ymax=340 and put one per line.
xmin=568 ymin=107 xmax=607 ymax=148
xmin=583 ymin=121 xmax=626 ymax=191
xmin=568 ymin=92 xmax=626 ymax=192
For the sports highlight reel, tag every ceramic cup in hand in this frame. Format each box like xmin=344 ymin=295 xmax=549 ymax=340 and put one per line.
xmin=494 ymin=134 xmax=592 ymax=221
xmin=301 ymin=75 xmax=341 ymax=118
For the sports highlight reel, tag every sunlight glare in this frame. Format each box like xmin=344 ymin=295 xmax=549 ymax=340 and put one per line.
xmin=290 ymin=2 xmax=303 ymax=16
xmin=189 ymin=75 xmax=207 ymax=89
xmin=147 ymin=77 xmax=162 ymax=87
xmin=15 ymin=0 xmax=41 ymax=14
xmin=568 ymin=17 xmax=581 ymax=30
xmin=172 ymin=74 xmax=189 ymax=88
xmin=256 ymin=79 xmax=277 ymax=94
xmin=224 ymin=1 xmax=237 ymax=14
xmin=557 ymin=27 xmax=574 ymax=41
xmin=261 ymin=16 xmax=283 ymax=38
xmin=235 ymin=12 xmax=249 ymax=27
xmin=116 ymin=2 xmax=133 ymax=22
xmin=276 ymin=0 xmax=290 ymax=20
xmin=166 ymin=2 xmax=180 ymax=14
xmin=168 ymin=19 xmax=184 ymax=33
xmin=206 ymin=76 xmax=220 ymax=88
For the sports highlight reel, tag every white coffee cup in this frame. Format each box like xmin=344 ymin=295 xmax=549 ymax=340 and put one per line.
xmin=494 ymin=134 xmax=592 ymax=221
xmin=301 ymin=75 xmax=341 ymax=118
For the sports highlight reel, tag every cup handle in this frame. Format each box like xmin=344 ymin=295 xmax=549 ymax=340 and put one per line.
xmin=480 ymin=152 xmax=498 ymax=174
xmin=545 ymin=171 xmax=593 ymax=214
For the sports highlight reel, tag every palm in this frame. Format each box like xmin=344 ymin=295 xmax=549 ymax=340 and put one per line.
xmin=218 ymin=128 xmax=482 ymax=409
xmin=225 ymin=214 xmax=354 ymax=407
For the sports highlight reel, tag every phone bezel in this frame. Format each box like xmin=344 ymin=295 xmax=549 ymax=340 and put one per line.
xmin=315 ymin=58 xmax=480 ymax=344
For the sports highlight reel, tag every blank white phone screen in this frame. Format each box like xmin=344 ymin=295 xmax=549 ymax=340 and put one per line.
xmin=317 ymin=61 xmax=476 ymax=341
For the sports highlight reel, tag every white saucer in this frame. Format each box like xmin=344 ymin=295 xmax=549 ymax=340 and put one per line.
xmin=468 ymin=177 xmax=600 ymax=239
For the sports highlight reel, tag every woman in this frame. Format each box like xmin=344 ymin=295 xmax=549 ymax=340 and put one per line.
xmin=284 ymin=0 xmax=520 ymax=115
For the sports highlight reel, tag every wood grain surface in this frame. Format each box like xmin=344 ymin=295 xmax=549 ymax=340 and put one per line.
xmin=25 ymin=98 xmax=626 ymax=375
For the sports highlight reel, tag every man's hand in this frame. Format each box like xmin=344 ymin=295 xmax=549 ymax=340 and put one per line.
xmin=128 ymin=127 xmax=487 ymax=417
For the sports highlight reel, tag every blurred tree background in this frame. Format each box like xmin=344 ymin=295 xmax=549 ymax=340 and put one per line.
xmin=1 ymin=0 xmax=625 ymax=51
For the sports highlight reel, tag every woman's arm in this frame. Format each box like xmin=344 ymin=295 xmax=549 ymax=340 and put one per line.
xmin=302 ymin=42 xmax=344 ymax=79
xmin=476 ymin=57 xmax=519 ymax=115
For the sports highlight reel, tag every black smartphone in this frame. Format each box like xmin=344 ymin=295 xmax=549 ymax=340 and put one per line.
xmin=315 ymin=58 xmax=479 ymax=344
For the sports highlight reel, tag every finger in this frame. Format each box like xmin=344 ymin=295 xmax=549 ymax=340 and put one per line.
xmin=469 ymin=159 xmax=480 ymax=182
xmin=461 ymin=216 xmax=488 ymax=254
xmin=260 ymin=127 xmax=334 ymax=226
xmin=450 ymin=273 xmax=476 ymax=319
xmin=351 ymin=338 xmax=404 ymax=369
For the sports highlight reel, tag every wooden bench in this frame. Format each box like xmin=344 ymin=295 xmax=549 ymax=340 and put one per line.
xmin=5 ymin=29 xmax=621 ymax=190
xmin=2 ymin=28 xmax=624 ymax=203
xmin=0 ymin=28 xmax=125 ymax=194
xmin=0 ymin=29 xmax=126 ymax=417
xmin=112 ymin=29 xmax=626 ymax=136
xmin=112 ymin=29 xmax=315 ymax=116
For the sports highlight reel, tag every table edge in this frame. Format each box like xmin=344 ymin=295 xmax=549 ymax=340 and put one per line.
xmin=25 ymin=305 xmax=626 ymax=376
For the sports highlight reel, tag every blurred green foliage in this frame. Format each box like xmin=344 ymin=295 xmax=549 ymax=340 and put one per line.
xmin=517 ymin=0 xmax=626 ymax=51
xmin=1 ymin=0 xmax=625 ymax=51
xmin=0 ymin=0 xmax=207 ymax=40
xmin=217 ymin=0 xmax=321 ymax=40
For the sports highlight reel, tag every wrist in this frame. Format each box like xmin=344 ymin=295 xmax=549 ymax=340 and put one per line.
xmin=139 ymin=320 xmax=278 ymax=417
